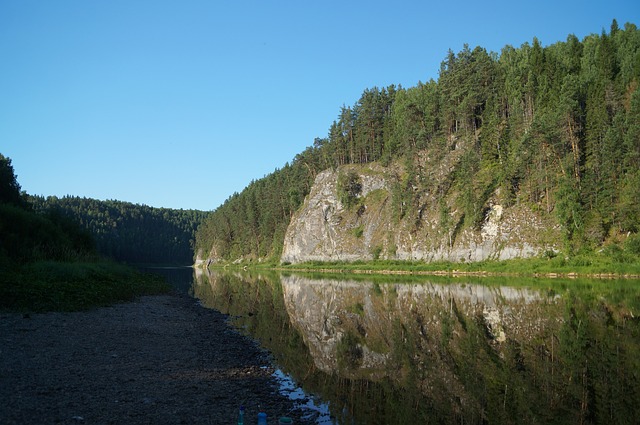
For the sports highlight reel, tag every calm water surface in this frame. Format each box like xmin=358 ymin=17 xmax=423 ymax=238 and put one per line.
xmin=157 ymin=267 xmax=640 ymax=424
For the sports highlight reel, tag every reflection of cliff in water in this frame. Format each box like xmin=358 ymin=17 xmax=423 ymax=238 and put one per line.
xmin=194 ymin=269 xmax=640 ymax=424
xmin=280 ymin=275 xmax=558 ymax=377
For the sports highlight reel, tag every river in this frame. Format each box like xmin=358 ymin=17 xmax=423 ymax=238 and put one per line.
xmin=152 ymin=267 xmax=640 ymax=424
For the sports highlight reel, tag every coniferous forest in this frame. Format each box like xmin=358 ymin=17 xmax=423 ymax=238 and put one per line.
xmin=195 ymin=21 xmax=640 ymax=263
xmin=0 ymin=155 xmax=96 ymax=265
xmin=0 ymin=154 xmax=171 ymax=311
xmin=28 ymin=196 xmax=208 ymax=265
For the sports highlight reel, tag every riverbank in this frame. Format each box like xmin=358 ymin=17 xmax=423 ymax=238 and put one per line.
xmin=276 ymin=266 xmax=640 ymax=279
xmin=223 ymin=252 xmax=640 ymax=279
xmin=201 ymin=261 xmax=640 ymax=280
xmin=0 ymin=260 xmax=172 ymax=313
xmin=0 ymin=293 xmax=313 ymax=424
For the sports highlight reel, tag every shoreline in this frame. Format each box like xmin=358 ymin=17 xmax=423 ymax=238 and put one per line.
xmin=196 ymin=263 xmax=640 ymax=280
xmin=0 ymin=292 xmax=315 ymax=424
xmin=277 ymin=267 xmax=640 ymax=279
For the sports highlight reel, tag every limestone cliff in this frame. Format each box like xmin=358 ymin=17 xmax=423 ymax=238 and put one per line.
xmin=281 ymin=163 xmax=559 ymax=264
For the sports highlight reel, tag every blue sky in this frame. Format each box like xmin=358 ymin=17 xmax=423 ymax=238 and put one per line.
xmin=1 ymin=1 xmax=638 ymax=211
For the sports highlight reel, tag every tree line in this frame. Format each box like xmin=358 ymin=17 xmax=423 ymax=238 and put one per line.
xmin=1 ymin=154 xmax=173 ymax=312
xmin=1 ymin=152 xmax=208 ymax=266
xmin=0 ymin=154 xmax=95 ymax=266
xmin=28 ymin=196 xmax=209 ymax=265
xmin=196 ymin=21 xmax=640 ymax=262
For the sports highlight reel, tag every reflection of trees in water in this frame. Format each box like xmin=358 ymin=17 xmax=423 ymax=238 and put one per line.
xmin=194 ymin=269 xmax=640 ymax=424
xmin=336 ymin=330 xmax=364 ymax=370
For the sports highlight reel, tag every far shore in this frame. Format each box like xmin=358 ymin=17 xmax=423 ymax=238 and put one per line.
xmin=194 ymin=260 xmax=640 ymax=280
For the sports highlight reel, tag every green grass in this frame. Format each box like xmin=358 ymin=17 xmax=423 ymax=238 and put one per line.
xmin=0 ymin=260 xmax=171 ymax=312
xmin=273 ymin=252 xmax=640 ymax=277
xmin=201 ymin=235 xmax=640 ymax=277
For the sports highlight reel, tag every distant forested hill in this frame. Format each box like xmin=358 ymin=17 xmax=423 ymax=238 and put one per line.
xmin=1 ymin=155 xmax=173 ymax=312
xmin=29 ymin=196 xmax=209 ymax=264
xmin=195 ymin=21 xmax=640 ymax=263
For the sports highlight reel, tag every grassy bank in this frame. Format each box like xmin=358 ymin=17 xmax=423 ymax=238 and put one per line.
xmin=0 ymin=260 xmax=171 ymax=312
xmin=278 ymin=255 xmax=640 ymax=278
xmin=205 ymin=245 xmax=640 ymax=278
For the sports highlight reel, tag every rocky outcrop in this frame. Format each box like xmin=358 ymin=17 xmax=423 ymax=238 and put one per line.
xmin=281 ymin=165 xmax=391 ymax=263
xmin=281 ymin=164 xmax=559 ymax=264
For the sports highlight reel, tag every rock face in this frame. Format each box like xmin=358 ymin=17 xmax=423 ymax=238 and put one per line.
xmin=281 ymin=165 xmax=390 ymax=264
xmin=281 ymin=164 xmax=558 ymax=264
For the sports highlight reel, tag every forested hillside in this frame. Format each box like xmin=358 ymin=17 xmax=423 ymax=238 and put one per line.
xmin=1 ymin=154 xmax=170 ymax=312
xmin=29 ymin=196 xmax=208 ymax=264
xmin=0 ymin=154 xmax=95 ymax=266
xmin=196 ymin=21 xmax=640 ymax=263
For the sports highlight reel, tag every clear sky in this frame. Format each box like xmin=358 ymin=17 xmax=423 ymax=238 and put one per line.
xmin=2 ymin=1 xmax=638 ymax=211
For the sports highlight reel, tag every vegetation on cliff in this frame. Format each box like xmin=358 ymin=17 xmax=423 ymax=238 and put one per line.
xmin=196 ymin=21 xmax=640 ymax=264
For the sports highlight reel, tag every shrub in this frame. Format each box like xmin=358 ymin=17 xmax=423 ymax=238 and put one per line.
xmin=337 ymin=171 xmax=362 ymax=209
xmin=371 ymin=245 xmax=383 ymax=260
xmin=624 ymin=233 xmax=640 ymax=255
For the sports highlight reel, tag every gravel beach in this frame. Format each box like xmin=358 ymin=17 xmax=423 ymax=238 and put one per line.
xmin=0 ymin=293 xmax=313 ymax=424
